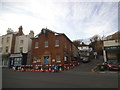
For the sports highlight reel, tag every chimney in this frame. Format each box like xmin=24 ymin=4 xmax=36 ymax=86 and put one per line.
xmin=18 ymin=26 xmax=23 ymax=35
xmin=29 ymin=30 xmax=34 ymax=37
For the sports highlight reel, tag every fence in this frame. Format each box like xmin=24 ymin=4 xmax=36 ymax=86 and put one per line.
xmin=12 ymin=61 xmax=80 ymax=72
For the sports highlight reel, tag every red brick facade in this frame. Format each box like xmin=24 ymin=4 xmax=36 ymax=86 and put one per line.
xmin=31 ymin=28 xmax=73 ymax=65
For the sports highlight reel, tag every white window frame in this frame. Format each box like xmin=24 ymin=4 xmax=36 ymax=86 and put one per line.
xmin=35 ymin=42 xmax=39 ymax=48
xmin=55 ymin=40 xmax=60 ymax=47
xmin=56 ymin=55 xmax=61 ymax=62
xmin=45 ymin=41 xmax=48 ymax=48
xmin=33 ymin=56 xmax=37 ymax=63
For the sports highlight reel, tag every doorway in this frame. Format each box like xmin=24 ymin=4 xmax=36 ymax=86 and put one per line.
xmin=44 ymin=56 xmax=49 ymax=65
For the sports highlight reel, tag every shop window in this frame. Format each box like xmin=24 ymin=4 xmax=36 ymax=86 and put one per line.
xmin=14 ymin=58 xmax=22 ymax=66
xmin=55 ymin=40 xmax=60 ymax=47
xmin=45 ymin=41 xmax=48 ymax=48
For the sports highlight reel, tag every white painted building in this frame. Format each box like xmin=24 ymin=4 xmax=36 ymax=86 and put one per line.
xmin=9 ymin=30 xmax=34 ymax=67
xmin=0 ymin=26 xmax=34 ymax=67
xmin=14 ymin=31 xmax=34 ymax=53
xmin=0 ymin=28 xmax=15 ymax=67
xmin=78 ymin=42 xmax=92 ymax=52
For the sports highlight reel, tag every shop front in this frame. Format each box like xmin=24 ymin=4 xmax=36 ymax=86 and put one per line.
xmin=9 ymin=53 xmax=27 ymax=68
xmin=104 ymin=46 xmax=120 ymax=62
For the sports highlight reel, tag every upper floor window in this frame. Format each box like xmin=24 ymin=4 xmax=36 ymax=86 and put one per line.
xmin=20 ymin=40 xmax=24 ymax=45
xmin=45 ymin=41 xmax=48 ymax=48
xmin=35 ymin=42 xmax=39 ymax=48
xmin=0 ymin=47 xmax=2 ymax=53
xmin=65 ymin=43 xmax=67 ymax=48
xmin=70 ymin=45 xmax=71 ymax=51
xmin=55 ymin=40 xmax=60 ymax=47
xmin=6 ymin=46 xmax=8 ymax=53
xmin=19 ymin=47 xmax=23 ymax=52
xmin=1 ymin=38 xmax=3 ymax=44
xmin=6 ymin=37 xmax=10 ymax=43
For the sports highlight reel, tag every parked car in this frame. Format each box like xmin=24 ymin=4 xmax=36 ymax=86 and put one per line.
xmin=81 ymin=56 xmax=90 ymax=63
xmin=104 ymin=60 xmax=120 ymax=71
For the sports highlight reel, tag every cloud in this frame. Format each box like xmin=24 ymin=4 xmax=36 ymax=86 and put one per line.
xmin=0 ymin=0 xmax=118 ymax=41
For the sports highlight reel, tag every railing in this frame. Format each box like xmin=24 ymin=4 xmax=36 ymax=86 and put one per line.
xmin=12 ymin=61 xmax=80 ymax=72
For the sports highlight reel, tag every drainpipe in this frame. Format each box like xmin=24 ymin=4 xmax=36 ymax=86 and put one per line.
xmin=103 ymin=50 xmax=107 ymax=62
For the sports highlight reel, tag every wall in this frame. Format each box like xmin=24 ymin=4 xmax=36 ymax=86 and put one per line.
xmin=104 ymin=40 xmax=120 ymax=47
xmin=31 ymin=30 xmax=73 ymax=65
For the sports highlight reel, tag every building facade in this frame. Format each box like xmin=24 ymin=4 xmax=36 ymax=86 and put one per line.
xmin=31 ymin=28 xmax=73 ymax=65
xmin=0 ymin=28 xmax=18 ymax=67
xmin=103 ymin=40 xmax=120 ymax=62
xmin=9 ymin=28 xmax=34 ymax=68
xmin=78 ymin=42 xmax=93 ymax=60
xmin=0 ymin=26 xmax=34 ymax=67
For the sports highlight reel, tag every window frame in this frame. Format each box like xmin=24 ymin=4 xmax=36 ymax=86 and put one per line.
xmin=55 ymin=40 xmax=60 ymax=47
xmin=45 ymin=40 xmax=48 ymax=48
xmin=56 ymin=55 xmax=61 ymax=62
xmin=35 ymin=42 xmax=39 ymax=48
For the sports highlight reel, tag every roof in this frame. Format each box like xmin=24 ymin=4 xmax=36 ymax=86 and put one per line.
xmin=79 ymin=42 xmax=89 ymax=47
xmin=32 ymin=28 xmax=73 ymax=43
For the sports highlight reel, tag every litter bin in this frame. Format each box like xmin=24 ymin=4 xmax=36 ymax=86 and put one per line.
xmin=99 ymin=65 xmax=106 ymax=71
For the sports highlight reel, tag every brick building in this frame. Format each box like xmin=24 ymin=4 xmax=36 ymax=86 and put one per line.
xmin=31 ymin=28 xmax=74 ymax=65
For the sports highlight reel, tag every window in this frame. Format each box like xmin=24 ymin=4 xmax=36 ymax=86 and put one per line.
xmin=33 ymin=56 xmax=37 ymax=63
xmin=56 ymin=55 xmax=61 ymax=62
xmin=0 ymin=47 xmax=2 ymax=53
xmin=1 ymin=38 xmax=3 ymax=43
xmin=6 ymin=46 xmax=8 ymax=52
xmin=19 ymin=47 xmax=23 ymax=52
xmin=45 ymin=41 xmax=48 ymax=47
xmin=20 ymin=40 xmax=24 ymax=44
xmin=35 ymin=42 xmax=39 ymax=48
xmin=115 ymin=39 xmax=120 ymax=43
xmin=55 ymin=40 xmax=60 ymax=47
xmin=65 ymin=43 xmax=67 ymax=48
xmin=14 ymin=58 xmax=22 ymax=66
xmin=6 ymin=37 xmax=10 ymax=43
xmin=70 ymin=46 xmax=71 ymax=51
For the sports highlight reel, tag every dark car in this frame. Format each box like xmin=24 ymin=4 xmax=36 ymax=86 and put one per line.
xmin=81 ymin=56 xmax=90 ymax=63
xmin=104 ymin=61 xmax=120 ymax=71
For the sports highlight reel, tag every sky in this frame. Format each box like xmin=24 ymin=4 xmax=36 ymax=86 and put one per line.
xmin=0 ymin=0 xmax=119 ymax=42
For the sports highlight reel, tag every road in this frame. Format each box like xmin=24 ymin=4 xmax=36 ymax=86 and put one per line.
xmin=2 ymin=57 xmax=119 ymax=88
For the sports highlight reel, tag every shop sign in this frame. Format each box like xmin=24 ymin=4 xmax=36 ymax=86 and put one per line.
xmin=104 ymin=46 xmax=120 ymax=50
xmin=10 ymin=53 xmax=22 ymax=57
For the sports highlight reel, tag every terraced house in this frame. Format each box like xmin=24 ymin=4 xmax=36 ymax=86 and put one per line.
xmin=31 ymin=28 xmax=78 ymax=65
xmin=0 ymin=27 xmax=23 ymax=67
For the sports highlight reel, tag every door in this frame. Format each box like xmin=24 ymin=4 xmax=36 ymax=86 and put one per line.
xmin=44 ymin=56 xmax=49 ymax=65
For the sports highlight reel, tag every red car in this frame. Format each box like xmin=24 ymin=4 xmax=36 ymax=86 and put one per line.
xmin=104 ymin=61 xmax=120 ymax=71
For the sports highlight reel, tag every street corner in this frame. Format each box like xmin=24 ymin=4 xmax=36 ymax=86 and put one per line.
xmin=91 ymin=64 xmax=100 ymax=72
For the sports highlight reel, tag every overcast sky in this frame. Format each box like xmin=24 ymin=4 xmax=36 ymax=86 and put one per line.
xmin=0 ymin=0 xmax=119 ymax=41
